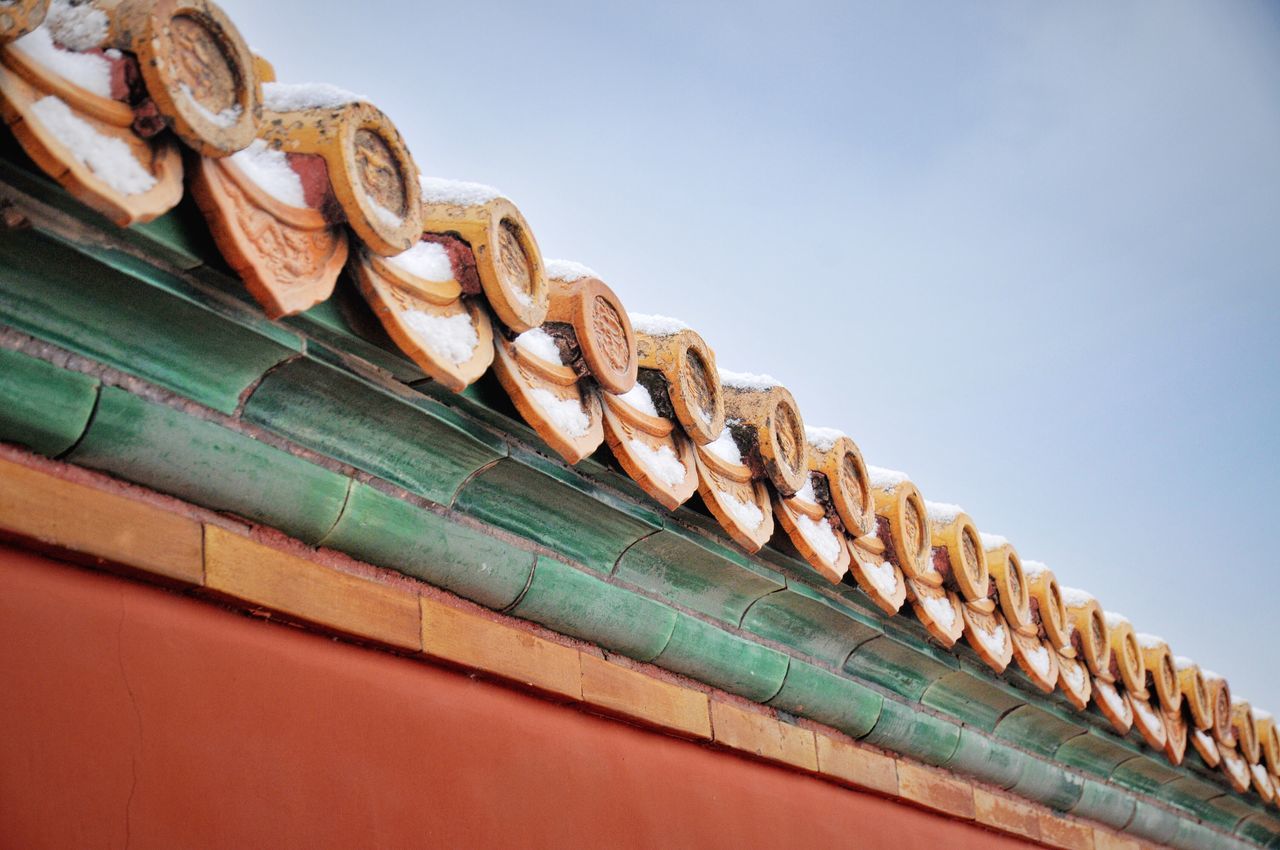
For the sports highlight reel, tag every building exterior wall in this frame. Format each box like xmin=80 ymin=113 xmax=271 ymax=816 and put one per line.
xmin=0 ymin=545 xmax=1037 ymax=850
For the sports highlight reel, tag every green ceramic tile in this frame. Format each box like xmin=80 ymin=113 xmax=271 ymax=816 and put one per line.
xmin=285 ymin=278 xmax=427 ymax=384
xmin=921 ymin=668 xmax=1026 ymax=731
xmin=1071 ymin=778 xmax=1136 ymax=830
xmin=69 ymin=387 xmax=349 ymax=544
xmin=58 ymin=233 xmax=300 ymax=352
xmin=126 ymin=194 xmax=217 ymax=270
xmin=1124 ymin=799 xmax=1180 ymax=845
xmin=766 ymin=659 xmax=882 ymax=739
xmin=1159 ymin=775 xmax=1233 ymax=821
xmin=614 ymin=521 xmax=783 ymax=625
xmin=0 ymin=346 xmax=97 ymax=456
xmin=1238 ymin=816 xmax=1280 ymax=847
xmin=861 ymin=699 xmax=961 ymax=766
xmin=0 ymin=230 xmax=298 ymax=414
xmin=456 ymin=450 xmax=662 ymax=573
xmin=1170 ymin=820 xmax=1228 ymax=850
xmin=510 ymin=556 xmax=677 ymax=662
xmin=942 ymin=727 xmax=1027 ymax=790
xmin=995 ymin=704 xmax=1087 ymax=757
xmin=653 ymin=613 xmax=788 ymax=703
xmin=1010 ymin=756 xmax=1083 ymax=811
xmin=1110 ymin=754 xmax=1183 ymax=796
xmin=318 ymin=482 xmax=535 ymax=611
xmin=244 ymin=356 xmax=505 ymax=506
xmin=2 ymin=143 xmax=215 ymax=272
xmin=1211 ymin=793 xmax=1268 ymax=833
xmin=843 ymin=634 xmax=957 ymax=701
xmin=1168 ymin=819 xmax=1221 ymax=850
xmin=740 ymin=579 xmax=881 ymax=666
xmin=1052 ymin=728 xmax=1140 ymax=777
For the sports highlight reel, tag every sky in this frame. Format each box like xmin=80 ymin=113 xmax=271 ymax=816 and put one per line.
xmin=224 ymin=1 xmax=1280 ymax=707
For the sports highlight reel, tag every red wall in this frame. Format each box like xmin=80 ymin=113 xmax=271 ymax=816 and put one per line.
xmin=0 ymin=545 xmax=1034 ymax=849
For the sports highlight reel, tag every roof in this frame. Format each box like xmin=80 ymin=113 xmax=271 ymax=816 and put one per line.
xmin=0 ymin=1 xmax=1277 ymax=846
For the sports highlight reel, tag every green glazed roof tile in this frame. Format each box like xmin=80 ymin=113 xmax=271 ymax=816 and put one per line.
xmin=740 ymin=579 xmax=880 ymax=667
xmin=126 ymin=195 xmax=219 ymax=271
xmin=456 ymin=450 xmax=661 ymax=573
xmin=0 ymin=230 xmax=298 ymax=414
xmin=995 ymin=704 xmax=1087 ymax=758
xmin=1052 ymin=727 xmax=1141 ymax=778
xmin=1169 ymin=819 xmax=1224 ymax=850
xmin=766 ymin=658 xmax=882 ymax=739
xmin=861 ymin=698 xmax=961 ymax=766
xmin=1237 ymin=815 xmax=1280 ymax=847
xmin=510 ymin=556 xmax=677 ymax=663
xmin=1071 ymin=778 xmax=1136 ymax=830
xmin=284 ymin=280 xmax=427 ymax=384
xmin=244 ymin=355 xmax=505 ymax=506
xmin=1124 ymin=799 xmax=1181 ymax=845
xmin=654 ymin=613 xmax=789 ymax=703
xmin=1011 ymin=755 xmax=1085 ymax=811
xmin=68 ymin=387 xmax=350 ymax=544
xmin=319 ymin=481 xmax=534 ymax=611
xmin=614 ymin=520 xmax=783 ymax=625
xmin=1110 ymin=754 xmax=1184 ymax=797
xmin=843 ymin=634 xmax=957 ymax=701
xmin=0 ymin=346 xmax=98 ymax=457
xmin=921 ymin=668 xmax=1026 ymax=732
xmin=943 ymin=727 xmax=1027 ymax=790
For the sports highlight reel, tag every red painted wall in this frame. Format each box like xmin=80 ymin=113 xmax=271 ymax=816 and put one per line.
xmin=0 ymin=545 xmax=1034 ymax=849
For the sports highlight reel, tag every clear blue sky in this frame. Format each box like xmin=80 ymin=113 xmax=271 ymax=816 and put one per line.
xmin=225 ymin=1 xmax=1280 ymax=707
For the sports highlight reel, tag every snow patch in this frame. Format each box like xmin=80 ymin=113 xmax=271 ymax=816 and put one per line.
xmin=863 ymin=558 xmax=899 ymax=597
xmin=1021 ymin=639 xmax=1053 ymax=678
xmin=614 ymin=382 xmax=658 ymax=418
xmin=1059 ymin=586 xmax=1097 ymax=608
xmin=1094 ymin=680 xmax=1129 ymax=718
xmin=628 ymin=313 xmax=689 ymax=336
xmin=513 ymin=327 xmax=562 ymax=365
xmin=705 ymin=427 xmax=744 ymax=466
xmin=181 ymin=84 xmax=242 ymax=128
xmin=796 ymin=514 xmax=841 ymax=563
xmin=720 ymin=490 xmax=764 ymax=530
xmin=628 ymin=439 xmax=686 ymax=487
xmin=545 ymin=258 xmax=599 ymax=281
xmin=1021 ymin=560 xmax=1050 ymax=579
xmin=1103 ymin=611 xmax=1131 ymax=629
xmin=979 ymin=532 xmax=1009 ymax=550
xmin=229 ymin=139 xmax=306 ymax=207
xmin=792 ymin=477 xmax=818 ymax=505
xmin=804 ymin=426 xmax=846 ymax=453
xmin=718 ymin=368 xmax=781 ymax=391
xmin=371 ymin=201 xmax=403 ymax=229
xmin=45 ymin=0 xmax=109 ymax=50
xmin=401 ymin=310 xmax=478 ymax=365
xmin=1135 ymin=633 xmax=1168 ymax=650
xmin=867 ymin=465 xmax=909 ymax=492
xmin=1133 ymin=694 xmax=1162 ymax=729
xmin=388 ymin=240 xmax=453 ymax=282
xmin=263 ymin=81 xmax=362 ymax=112
xmin=12 ymin=27 xmax=112 ymax=97
xmin=920 ymin=592 xmax=956 ymax=630
xmin=1174 ymin=656 xmax=1197 ymax=671
xmin=30 ymin=96 xmax=156 ymax=195
xmin=1061 ymin=658 xmax=1088 ymax=692
xmin=529 ymin=389 xmax=589 ymax=437
xmin=419 ymin=176 xmax=501 ymax=206
xmin=924 ymin=500 xmax=965 ymax=524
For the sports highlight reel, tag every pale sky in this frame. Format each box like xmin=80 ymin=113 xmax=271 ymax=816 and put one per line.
xmin=225 ymin=1 xmax=1280 ymax=707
